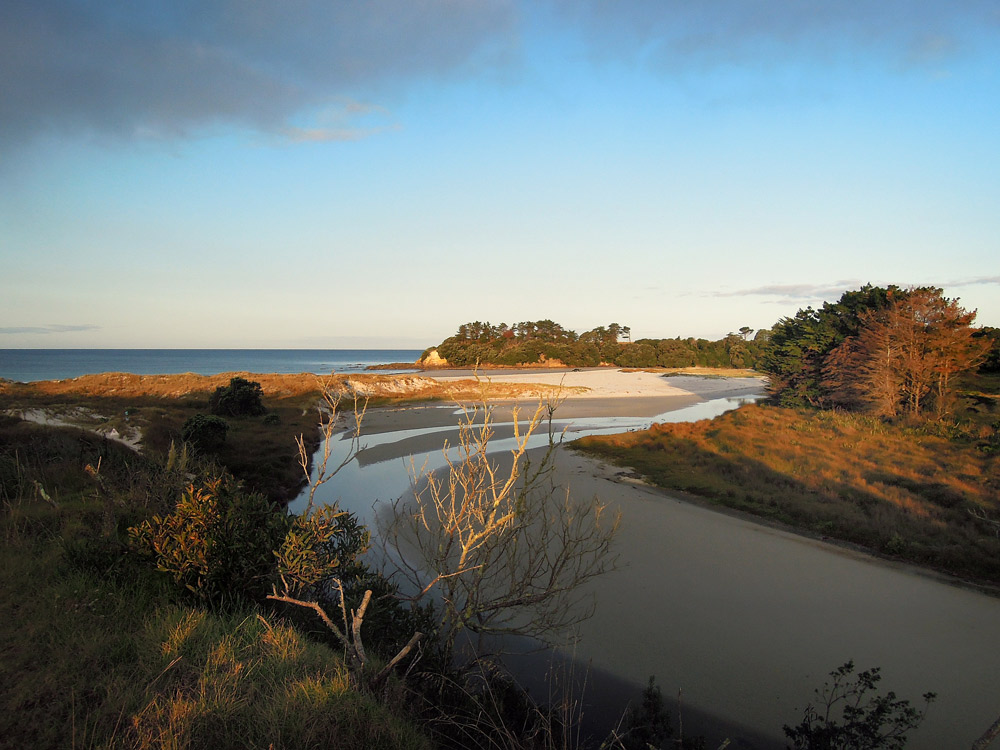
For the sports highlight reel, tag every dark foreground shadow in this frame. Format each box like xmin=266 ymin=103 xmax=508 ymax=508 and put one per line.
xmin=499 ymin=637 xmax=784 ymax=750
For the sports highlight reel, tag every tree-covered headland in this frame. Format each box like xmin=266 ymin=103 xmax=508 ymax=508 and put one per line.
xmin=426 ymin=319 xmax=762 ymax=369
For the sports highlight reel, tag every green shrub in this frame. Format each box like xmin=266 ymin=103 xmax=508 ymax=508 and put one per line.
xmin=210 ymin=377 xmax=267 ymax=418
xmin=129 ymin=477 xmax=289 ymax=604
xmin=182 ymin=414 xmax=229 ymax=452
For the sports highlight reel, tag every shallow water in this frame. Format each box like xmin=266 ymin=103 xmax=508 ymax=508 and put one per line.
xmin=291 ymin=393 xmax=1000 ymax=748
xmin=287 ymin=395 xmax=757 ymax=522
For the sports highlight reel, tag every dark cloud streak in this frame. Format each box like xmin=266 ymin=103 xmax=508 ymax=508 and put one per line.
xmin=0 ymin=0 xmax=517 ymax=151
xmin=3 ymin=1 xmax=997 ymax=153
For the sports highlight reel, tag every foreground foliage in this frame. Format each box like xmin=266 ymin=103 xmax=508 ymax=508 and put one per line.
xmin=381 ymin=400 xmax=620 ymax=665
xmin=784 ymin=661 xmax=935 ymax=750
xmin=0 ymin=425 xmax=430 ymax=750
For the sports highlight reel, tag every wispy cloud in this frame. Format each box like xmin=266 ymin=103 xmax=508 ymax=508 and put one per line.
xmin=0 ymin=324 xmax=100 ymax=335
xmin=280 ymin=99 xmax=402 ymax=143
xmin=714 ymin=275 xmax=1000 ymax=305
xmin=713 ymin=280 xmax=863 ymax=302
xmin=947 ymin=275 xmax=1000 ymax=288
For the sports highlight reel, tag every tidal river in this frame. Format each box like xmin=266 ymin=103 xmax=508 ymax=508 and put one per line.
xmin=290 ymin=391 xmax=1000 ymax=749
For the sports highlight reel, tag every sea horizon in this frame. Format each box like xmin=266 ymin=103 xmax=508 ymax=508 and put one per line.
xmin=0 ymin=348 xmax=425 ymax=384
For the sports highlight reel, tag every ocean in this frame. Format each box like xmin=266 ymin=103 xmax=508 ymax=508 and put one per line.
xmin=0 ymin=349 xmax=425 ymax=383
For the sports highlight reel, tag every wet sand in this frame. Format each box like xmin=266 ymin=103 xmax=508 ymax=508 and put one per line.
xmin=535 ymin=449 xmax=1000 ymax=749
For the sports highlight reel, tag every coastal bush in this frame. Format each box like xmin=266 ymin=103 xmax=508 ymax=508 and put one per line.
xmin=430 ymin=320 xmax=763 ymax=369
xmin=210 ymin=376 xmax=267 ymax=417
xmin=129 ymin=477 xmax=288 ymax=604
xmin=181 ymin=413 xmax=228 ymax=452
xmin=783 ymin=661 xmax=935 ymax=750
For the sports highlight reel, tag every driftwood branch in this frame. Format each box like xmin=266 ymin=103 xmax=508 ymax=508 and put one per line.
xmin=267 ymin=592 xmax=351 ymax=650
xmin=369 ymin=632 xmax=424 ymax=691
xmin=268 ymin=586 xmax=421 ymax=687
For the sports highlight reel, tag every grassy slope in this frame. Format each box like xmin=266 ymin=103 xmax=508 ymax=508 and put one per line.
xmin=574 ymin=398 xmax=1000 ymax=586
xmin=0 ymin=426 xmax=431 ymax=750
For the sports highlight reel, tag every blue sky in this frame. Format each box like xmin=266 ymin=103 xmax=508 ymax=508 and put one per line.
xmin=2 ymin=0 xmax=998 ymax=348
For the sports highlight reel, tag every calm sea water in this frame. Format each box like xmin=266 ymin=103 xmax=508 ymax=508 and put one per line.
xmin=0 ymin=349 xmax=424 ymax=383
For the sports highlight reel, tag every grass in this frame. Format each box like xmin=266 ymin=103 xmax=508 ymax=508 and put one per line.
xmin=0 ymin=424 xmax=432 ymax=750
xmin=1 ymin=372 xmax=583 ymax=504
xmin=573 ymin=400 xmax=1000 ymax=586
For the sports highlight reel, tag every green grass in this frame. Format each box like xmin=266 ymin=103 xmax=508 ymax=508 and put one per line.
xmin=0 ymin=422 xmax=431 ymax=750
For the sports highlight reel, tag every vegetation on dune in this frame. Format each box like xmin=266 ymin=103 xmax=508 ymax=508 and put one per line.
xmin=6 ymin=306 xmax=995 ymax=748
xmin=575 ymin=402 xmax=1000 ymax=582
xmin=576 ymin=284 xmax=1000 ymax=586
xmin=761 ymin=285 xmax=992 ymax=418
xmin=425 ymin=319 xmax=764 ymax=370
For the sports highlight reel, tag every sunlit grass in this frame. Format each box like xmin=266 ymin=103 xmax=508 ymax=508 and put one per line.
xmin=574 ymin=403 xmax=1000 ymax=584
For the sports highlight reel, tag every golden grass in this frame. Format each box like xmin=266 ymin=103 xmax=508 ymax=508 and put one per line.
xmin=574 ymin=403 xmax=1000 ymax=585
xmin=0 ymin=370 xmax=579 ymax=403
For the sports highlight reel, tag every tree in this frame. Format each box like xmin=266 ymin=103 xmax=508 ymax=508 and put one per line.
xmin=379 ymin=398 xmax=620 ymax=665
xmin=831 ymin=289 xmax=988 ymax=418
xmin=762 ymin=285 xmax=986 ymax=417
xmin=267 ymin=387 xmax=424 ymax=688
xmin=129 ymin=476 xmax=289 ymax=603
xmin=210 ymin=376 xmax=267 ymax=417
xmin=784 ymin=661 xmax=935 ymax=750
xmin=760 ymin=285 xmax=899 ymax=408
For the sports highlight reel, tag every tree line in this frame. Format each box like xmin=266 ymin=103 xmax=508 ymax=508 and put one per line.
xmin=761 ymin=285 xmax=994 ymax=419
xmin=428 ymin=319 xmax=762 ymax=369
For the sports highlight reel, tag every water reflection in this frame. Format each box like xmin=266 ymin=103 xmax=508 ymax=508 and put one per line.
xmin=287 ymin=394 xmax=759 ymax=523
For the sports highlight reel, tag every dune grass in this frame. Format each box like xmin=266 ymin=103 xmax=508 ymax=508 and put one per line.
xmin=574 ymin=402 xmax=1000 ymax=586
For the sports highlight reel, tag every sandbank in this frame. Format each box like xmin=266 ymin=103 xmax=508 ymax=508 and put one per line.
xmin=425 ymin=367 xmax=765 ymax=401
xmin=347 ymin=369 xmax=765 ymax=464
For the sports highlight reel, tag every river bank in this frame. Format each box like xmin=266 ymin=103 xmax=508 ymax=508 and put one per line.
xmin=298 ymin=370 xmax=1000 ymax=749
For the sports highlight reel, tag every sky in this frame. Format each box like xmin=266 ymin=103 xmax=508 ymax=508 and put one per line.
xmin=1 ymin=0 xmax=998 ymax=349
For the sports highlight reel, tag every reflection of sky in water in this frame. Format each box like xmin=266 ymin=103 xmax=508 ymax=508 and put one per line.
xmin=287 ymin=395 xmax=760 ymax=525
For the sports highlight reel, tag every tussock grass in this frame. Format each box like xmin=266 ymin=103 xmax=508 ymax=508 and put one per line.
xmin=574 ymin=403 xmax=1000 ymax=585
xmin=0 ymin=370 xmax=576 ymax=403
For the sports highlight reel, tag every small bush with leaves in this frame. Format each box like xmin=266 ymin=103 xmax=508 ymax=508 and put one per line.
xmin=129 ymin=477 xmax=289 ymax=603
xmin=783 ymin=661 xmax=935 ymax=750
xmin=181 ymin=414 xmax=228 ymax=453
xmin=210 ymin=376 xmax=267 ymax=418
xmin=274 ymin=505 xmax=370 ymax=593
xmin=619 ymin=676 xmax=673 ymax=750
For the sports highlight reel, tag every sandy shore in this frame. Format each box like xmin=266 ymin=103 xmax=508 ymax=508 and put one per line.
xmin=426 ymin=367 xmax=765 ymax=400
xmin=346 ymin=370 xmax=766 ymax=465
